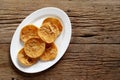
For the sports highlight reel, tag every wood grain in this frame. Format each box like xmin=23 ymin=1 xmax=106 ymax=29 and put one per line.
xmin=0 ymin=44 xmax=120 ymax=80
xmin=0 ymin=0 xmax=120 ymax=80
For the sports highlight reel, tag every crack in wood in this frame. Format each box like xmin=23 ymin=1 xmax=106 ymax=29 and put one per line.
xmin=80 ymin=34 xmax=98 ymax=37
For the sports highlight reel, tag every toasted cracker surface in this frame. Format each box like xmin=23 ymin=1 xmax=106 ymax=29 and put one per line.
xmin=40 ymin=43 xmax=58 ymax=61
xmin=20 ymin=24 xmax=39 ymax=42
xmin=24 ymin=38 xmax=45 ymax=58
xmin=18 ymin=48 xmax=37 ymax=66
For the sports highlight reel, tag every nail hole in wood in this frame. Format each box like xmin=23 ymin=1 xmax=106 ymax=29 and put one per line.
xmin=105 ymin=7 xmax=108 ymax=9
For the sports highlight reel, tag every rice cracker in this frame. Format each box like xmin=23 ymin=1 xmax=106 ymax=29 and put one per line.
xmin=24 ymin=38 xmax=45 ymax=58
xmin=18 ymin=48 xmax=37 ymax=66
xmin=40 ymin=43 xmax=58 ymax=61
xmin=38 ymin=22 xmax=59 ymax=43
xmin=20 ymin=24 xmax=39 ymax=42
xmin=43 ymin=17 xmax=63 ymax=32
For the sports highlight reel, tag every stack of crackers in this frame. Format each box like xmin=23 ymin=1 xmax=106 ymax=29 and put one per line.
xmin=18 ymin=17 xmax=63 ymax=66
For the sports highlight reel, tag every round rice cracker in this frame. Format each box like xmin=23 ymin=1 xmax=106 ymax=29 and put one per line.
xmin=20 ymin=24 xmax=39 ymax=42
xmin=38 ymin=22 xmax=59 ymax=43
xmin=24 ymin=38 xmax=46 ymax=58
xmin=18 ymin=48 xmax=37 ymax=66
xmin=40 ymin=43 xmax=58 ymax=61
xmin=43 ymin=17 xmax=63 ymax=32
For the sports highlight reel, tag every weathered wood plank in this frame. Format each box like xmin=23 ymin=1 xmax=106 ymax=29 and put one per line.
xmin=0 ymin=0 xmax=120 ymax=44
xmin=0 ymin=15 xmax=120 ymax=44
xmin=0 ymin=25 xmax=120 ymax=43
xmin=0 ymin=44 xmax=120 ymax=80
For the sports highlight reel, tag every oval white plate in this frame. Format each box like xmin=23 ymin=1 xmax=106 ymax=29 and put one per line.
xmin=10 ymin=7 xmax=71 ymax=73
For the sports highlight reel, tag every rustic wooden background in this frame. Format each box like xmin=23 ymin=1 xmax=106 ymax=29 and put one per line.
xmin=0 ymin=0 xmax=120 ymax=80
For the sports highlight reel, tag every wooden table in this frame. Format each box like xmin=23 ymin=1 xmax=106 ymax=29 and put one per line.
xmin=0 ymin=0 xmax=120 ymax=80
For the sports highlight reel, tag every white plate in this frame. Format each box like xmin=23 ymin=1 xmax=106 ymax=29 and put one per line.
xmin=10 ymin=7 xmax=72 ymax=73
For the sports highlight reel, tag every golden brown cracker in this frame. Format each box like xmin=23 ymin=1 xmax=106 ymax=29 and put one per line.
xmin=38 ymin=22 xmax=59 ymax=43
xmin=40 ymin=43 xmax=58 ymax=61
xmin=24 ymin=38 xmax=45 ymax=58
xmin=20 ymin=24 xmax=39 ymax=42
xmin=18 ymin=48 xmax=37 ymax=66
xmin=43 ymin=17 xmax=63 ymax=32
